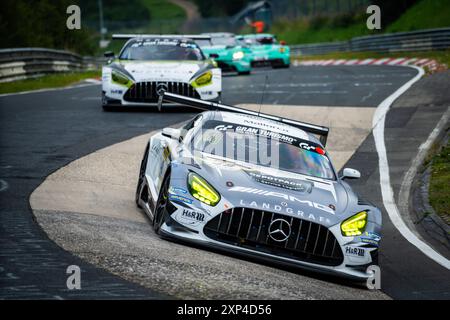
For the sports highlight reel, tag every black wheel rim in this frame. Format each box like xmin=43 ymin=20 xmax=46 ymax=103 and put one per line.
xmin=154 ymin=176 xmax=169 ymax=229
xmin=136 ymin=145 xmax=149 ymax=205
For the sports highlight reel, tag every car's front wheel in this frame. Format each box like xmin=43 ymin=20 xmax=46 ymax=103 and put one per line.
xmin=272 ymin=62 xmax=290 ymax=69
xmin=102 ymin=92 xmax=113 ymax=111
xmin=153 ymin=173 xmax=170 ymax=234
xmin=135 ymin=144 xmax=149 ymax=208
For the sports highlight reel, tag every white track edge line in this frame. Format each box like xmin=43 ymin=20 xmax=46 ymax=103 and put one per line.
xmin=372 ymin=65 xmax=450 ymax=270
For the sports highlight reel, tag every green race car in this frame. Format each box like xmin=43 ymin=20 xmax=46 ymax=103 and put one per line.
xmin=197 ymin=33 xmax=252 ymax=75
xmin=236 ymin=33 xmax=290 ymax=68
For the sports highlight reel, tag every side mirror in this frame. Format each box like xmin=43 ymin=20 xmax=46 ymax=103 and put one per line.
xmin=280 ymin=40 xmax=286 ymax=45
xmin=341 ymin=168 xmax=361 ymax=180
xmin=209 ymin=53 xmax=219 ymax=59
xmin=162 ymin=127 xmax=181 ymax=141
xmin=104 ymin=51 xmax=114 ymax=58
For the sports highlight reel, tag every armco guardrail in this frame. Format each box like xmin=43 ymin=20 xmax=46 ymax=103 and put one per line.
xmin=0 ymin=48 xmax=103 ymax=83
xmin=290 ymin=27 xmax=450 ymax=56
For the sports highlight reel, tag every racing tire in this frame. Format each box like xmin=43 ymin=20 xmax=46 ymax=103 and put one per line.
xmin=371 ymin=251 xmax=379 ymax=266
xmin=272 ymin=63 xmax=290 ymax=69
xmin=102 ymin=91 xmax=118 ymax=111
xmin=153 ymin=173 xmax=170 ymax=235
xmin=135 ymin=144 xmax=149 ymax=208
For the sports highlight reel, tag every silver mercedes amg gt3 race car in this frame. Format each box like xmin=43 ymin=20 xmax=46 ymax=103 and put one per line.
xmin=101 ymin=34 xmax=222 ymax=110
xmin=135 ymin=92 xmax=382 ymax=280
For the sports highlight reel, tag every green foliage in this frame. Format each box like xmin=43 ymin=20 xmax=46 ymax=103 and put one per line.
xmin=272 ymin=0 xmax=450 ymax=45
xmin=0 ymin=0 xmax=96 ymax=55
xmin=386 ymin=0 xmax=450 ymax=32
xmin=272 ymin=13 xmax=371 ymax=44
xmin=78 ymin=0 xmax=150 ymax=22
xmin=141 ymin=0 xmax=186 ymax=20
xmin=0 ymin=0 xmax=187 ymax=55
xmin=371 ymin=0 xmax=419 ymax=27
xmin=193 ymin=0 xmax=251 ymax=17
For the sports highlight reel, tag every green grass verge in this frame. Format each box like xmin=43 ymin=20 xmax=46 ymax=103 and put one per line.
xmin=0 ymin=71 xmax=101 ymax=95
xmin=294 ymin=50 xmax=450 ymax=68
xmin=428 ymin=135 xmax=450 ymax=225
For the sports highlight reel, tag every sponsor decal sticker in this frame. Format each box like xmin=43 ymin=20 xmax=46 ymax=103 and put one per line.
xmin=232 ymin=186 xmax=335 ymax=215
xmin=239 ymin=199 xmax=332 ymax=225
xmin=345 ymin=246 xmax=366 ymax=257
xmin=180 ymin=209 xmax=205 ymax=223
xmin=169 ymin=194 xmax=193 ymax=204
xmin=299 ymin=142 xmax=326 ymax=155
xmin=246 ymin=171 xmax=312 ymax=192
xmin=361 ymin=231 xmax=381 ymax=246
xmin=169 ymin=186 xmax=188 ymax=195
xmin=215 ymin=124 xmax=234 ymax=131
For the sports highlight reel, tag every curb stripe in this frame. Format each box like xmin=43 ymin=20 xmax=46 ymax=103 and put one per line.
xmin=388 ymin=58 xmax=406 ymax=65
xmin=293 ymin=58 xmax=446 ymax=73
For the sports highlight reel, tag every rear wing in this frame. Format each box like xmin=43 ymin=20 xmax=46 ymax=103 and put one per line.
xmin=112 ymin=34 xmax=211 ymax=41
xmin=158 ymin=92 xmax=329 ymax=146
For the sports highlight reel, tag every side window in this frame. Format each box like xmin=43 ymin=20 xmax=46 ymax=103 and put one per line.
xmin=180 ymin=115 xmax=203 ymax=141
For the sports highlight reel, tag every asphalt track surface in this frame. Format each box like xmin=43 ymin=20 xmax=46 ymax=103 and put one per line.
xmin=0 ymin=66 xmax=449 ymax=299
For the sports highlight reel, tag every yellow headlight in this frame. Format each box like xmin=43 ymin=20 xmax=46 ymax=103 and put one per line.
xmin=191 ymin=71 xmax=212 ymax=88
xmin=341 ymin=211 xmax=367 ymax=236
xmin=279 ymin=47 xmax=286 ymax=53
xmin=111 ymin=70 xmax=133 ymax=87
xmin=187 ymin=172 xmax=220 ymax=206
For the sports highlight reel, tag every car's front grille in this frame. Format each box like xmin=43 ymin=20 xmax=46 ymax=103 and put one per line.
xmin=204 ymin=208 xmax=343 ymax=266
xmin=123 ymin=81 xmax=200 ymax=103
xmin=251 ymin=59 xmax=283 ymax=67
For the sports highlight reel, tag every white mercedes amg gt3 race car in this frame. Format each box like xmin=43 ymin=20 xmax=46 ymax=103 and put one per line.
xmin=135 ymin=92 xmax=382 ymax=281
xmin=101 ymin=34 xmax=222 ymax=110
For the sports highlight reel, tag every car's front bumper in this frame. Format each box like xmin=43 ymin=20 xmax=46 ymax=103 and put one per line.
xmin=215 ymin=59 xmax=251 ymax=73
xmin=159 ymin=200 xmax=379 ymax=282
xmin=250 ymin=53 xmax=290 ymax=67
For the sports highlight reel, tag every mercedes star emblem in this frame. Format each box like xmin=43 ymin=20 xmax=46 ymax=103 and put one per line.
xmin=268 ymin=218 xmax=291 ymax=242
xmin=156 ymin=83 xmax=168 ymax=96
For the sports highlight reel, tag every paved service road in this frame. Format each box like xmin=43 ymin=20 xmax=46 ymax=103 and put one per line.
xmin=1 ymin=65 xmax=448 ymax=299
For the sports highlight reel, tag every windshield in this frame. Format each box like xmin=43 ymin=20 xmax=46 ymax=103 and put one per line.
xmin=119 ymin=40 xmax=204 ymax=61
xmin=195 ymin=39 xmax=211 ymax=47
xmin=196 ymin=37 xmax=237 ymax=47
xmin=192 ymin=120 xmax=335 ymax=180
xmin=211 ymin=37 xmax=237 ymax=46
xmin=242 ymin=36 xmax=277 ymax=45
